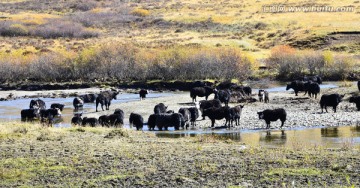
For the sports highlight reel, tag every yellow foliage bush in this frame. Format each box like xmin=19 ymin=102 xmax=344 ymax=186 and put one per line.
xmin=131 ymin=8 xmax=150 ymax=17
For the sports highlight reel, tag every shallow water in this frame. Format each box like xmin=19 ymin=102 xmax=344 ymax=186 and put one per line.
xmin=156 ymin=126 xmax=360 ymax=149
xmin=0 ymin=92 xmax=173 ymax=127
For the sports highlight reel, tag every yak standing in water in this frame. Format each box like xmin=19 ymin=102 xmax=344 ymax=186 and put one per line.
xmin=96 ymin=90 xmax=119 ymax=112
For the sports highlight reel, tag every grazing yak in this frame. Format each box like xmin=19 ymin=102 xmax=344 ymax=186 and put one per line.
xmin=216 ymin=81 xmax=237 ymax=90
xmin=50 ymin=103 xmax=65 ymax=111
xmin=82 ymin=117 xmax=98 ymax=127
xmin=229 ymin=105 xmax=244 ymax=127
xmin=147 ymin=114 xmax=157 ymax=131
xmin=320 ymin=93 xmax=345 ymax=113
xmin=129 ymin=113 xmax=144 ymax=130
xmin=39 ymin=108 xmax=62 ymax=125
xmin=21 ymin=109 xmax=40 ymax=122
xmin=154 ymin=103 xmax=167 ymax=114
xmin=199 ymin=99 xmax=222 ymax=119
xmin=303 ymin=75 xmax=322 ymax=84
xmin=349 ymin=96 xmax=360 ymax=111
xmin=71 ymin=113 xmax=82 ymax=125
xmin=80 ymin=94 xmax=98 ymax=103
xmin=98 ymin=115 xmax=110 ymax=127
xmin=29 ymin=99 xmax=46 ymax=109
xmin=178 ymin=108 xmax=191 ymax=128
xmin=257 ymin=108 xmax=287 ymax=129
xmin=139 ymin=89 xmax=149 ymax=100
xmin=190 ymin=86 xmax=215 ymax=102
xmin=108 ymin=114 xmax=124 ymax=127
xmin=188 ymin=107 xmax=199 ymax=126
xmin=155 ymin=113 xmax=185 ymax=131
xmin=305 ymin=81 xmax=320 ymax=99
xmin=286 ymin=81 xmax=306 ymax=96
xmin=258 ymin=90 xmax=269 ymax=103
xmin=202 ymin=106 xmax=231 ymax=128
xmin=96 ymin=90 xmax=119 ymax=112
xmin=73 ymin=97 xmax=84 ymax=110
xmin=214 ymin=89 xmax=231 ymax=106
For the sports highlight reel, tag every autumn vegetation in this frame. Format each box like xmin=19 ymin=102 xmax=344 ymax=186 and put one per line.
xmin=0 ymin=0 xmax=359 ymax=83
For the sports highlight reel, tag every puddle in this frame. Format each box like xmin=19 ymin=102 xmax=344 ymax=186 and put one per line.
xmin=156 ymin=126 xmax=360 ymax=149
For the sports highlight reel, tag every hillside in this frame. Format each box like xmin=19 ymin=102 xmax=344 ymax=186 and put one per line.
xmin=0 ymin=0 xmax=359 ymax=58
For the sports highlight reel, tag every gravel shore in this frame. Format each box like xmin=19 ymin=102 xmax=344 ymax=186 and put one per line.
xmin=1 ymin=82 xmax=359 ymax=130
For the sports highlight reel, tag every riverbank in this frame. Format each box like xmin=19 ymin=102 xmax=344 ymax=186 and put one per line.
xmin=1 ymin=82 xmax=360 ymax=129
xmin=0 ymin=122 xmax=359 ymax=187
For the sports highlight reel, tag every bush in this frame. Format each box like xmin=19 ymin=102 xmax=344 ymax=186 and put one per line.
xmin=33 ymin=19 xmax=99 ymax=39
xmin=0 ymin=22 xmax=29 ymax=37
xmin=266 ymin=45 xmax=358 ymax=81
xmin=131 ymin=8 xmax=150 ymax=17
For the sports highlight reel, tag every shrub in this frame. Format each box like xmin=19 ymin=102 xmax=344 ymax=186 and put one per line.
xmin=0 ymin=22 xmax=29 ymax=37
xmin=131 ymin=8 xmax=150 ymax=17
xmin=33 ymin=19 xmax=99 ymax=39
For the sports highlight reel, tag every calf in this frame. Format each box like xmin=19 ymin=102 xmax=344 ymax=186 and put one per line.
xmin=190 ymin=86 xmax=215 ymax=102
xmin=21 ymin=109 xmax=40 ymax=122
xmin=286 ymin=81 xmax=306 ymax=96
xmin=71 ymin=113 xmax=82 ymax=125
xmin=229 ymin=105 xmax=244 ymax=127
xmin=29 ymin=99 xmax=46 ymax=109
xmin=257 ymin=108 xmax=286 ymax=129
xmin=154 ymin=103 xmax=167 ymax=114
xmin=96 ymin=90 xmax=119 ymax=112
xmin=349 ymin=96 xmax=360 ymax=111
xmin=199 ymin=99 xmax=222 ymax=119
xmin=320 ymin=93 xmax=344 ymax=113
xmin=155 ymin=113 xmax=185 ymax=131
xmin=129 ymin=113 xmax=144 ymax=130
xmin=178 ymin=108 xmax=191 ymax=128
xmin=50 ymin=103 xmax=65 ymax=111
xmin=188 ymin=107 xmax=199 ymax=126
xmin=139 ymin=89 xmax=149 ymax=100
xmin=73 ymin=97 xmax=84 ymax=110
xmin=258 ymin=90 xmax=269 ymax=103
xmin=202 ymin=106 xmax=231 ymax=127
xmin=214 ymin=89 xmax=231 ymax=106
xmin=82 ymin=117 xmax=98 ymax=127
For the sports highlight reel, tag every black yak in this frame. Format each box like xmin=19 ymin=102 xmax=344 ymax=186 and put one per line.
xmin=190 ymin=86 xmax=215 ymax=102
xmin=96 ymin=90 xmax=119 ymax=112
xmin=320 ymin=94 xmax=345 ymax=113
xmin=257 ymin=108 xmax=287 ymax=129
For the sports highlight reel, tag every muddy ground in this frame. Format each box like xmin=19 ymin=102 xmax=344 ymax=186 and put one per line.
xmin=0 ymin=123 xmax=359 ymax=187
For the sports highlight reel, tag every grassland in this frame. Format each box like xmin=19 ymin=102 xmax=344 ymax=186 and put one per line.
xmin=0 ymin=122 xmax=359 ymax=187
xmin=0 ymin=0 xmax=359 ymax=58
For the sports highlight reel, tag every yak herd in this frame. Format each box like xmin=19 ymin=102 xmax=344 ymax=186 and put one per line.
xmin=19 ymin=77 xmax=360 ymax=130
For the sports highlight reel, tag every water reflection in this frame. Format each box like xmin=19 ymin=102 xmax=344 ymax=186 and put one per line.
xmin=321 ymin=127 xmax=339 ymax=137
xmin=260 ymin=130 xmax=287 ymax=145
xmin=156 ymin=126 xmax=360 ymax=149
